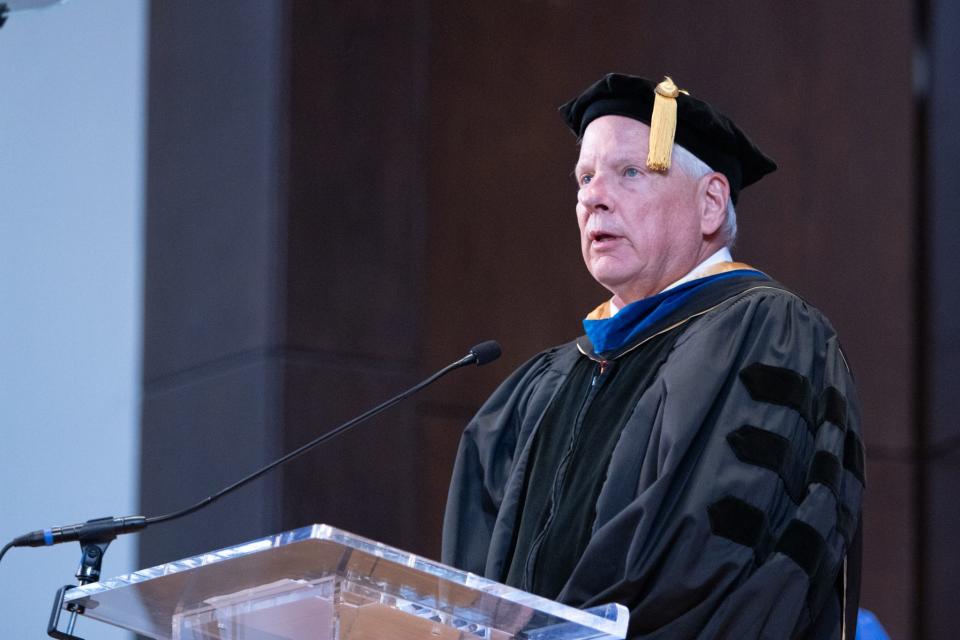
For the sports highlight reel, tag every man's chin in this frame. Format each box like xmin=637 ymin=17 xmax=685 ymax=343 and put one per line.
xmin=588 ymin=262 xmax=633 ymax=290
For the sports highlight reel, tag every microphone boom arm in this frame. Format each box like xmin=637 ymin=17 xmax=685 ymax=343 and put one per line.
xmin=147 ymin=341 xmax=499 ymax=527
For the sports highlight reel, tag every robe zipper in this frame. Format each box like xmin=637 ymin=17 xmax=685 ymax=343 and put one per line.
xmin=593 ymin=359 xmax=610 ymax=383
xmin=523 ymin=358 xmax=613 ymax=589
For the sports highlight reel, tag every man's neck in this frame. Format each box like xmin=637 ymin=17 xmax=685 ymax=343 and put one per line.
xmin=608 ymin=247 xmax=733 ymax=316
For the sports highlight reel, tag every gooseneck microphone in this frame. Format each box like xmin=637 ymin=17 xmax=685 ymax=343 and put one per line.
xmin=143 ymin=339 xmax=501 ymax=530
xmin=466 ymin=340 xmax=501 ymax=366
xmin=1 ymin=341 xmax=501 ymax=561
xmin=9 ymin=516 xmax=147 ymax=549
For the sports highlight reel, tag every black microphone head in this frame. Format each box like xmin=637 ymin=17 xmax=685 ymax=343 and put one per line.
xmin=470 ymin=340 xmax=502 ymax=366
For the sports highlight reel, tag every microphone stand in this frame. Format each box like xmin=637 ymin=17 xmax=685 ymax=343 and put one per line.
xmin=37 ymin=341 xmax=501 ymax=639
xmin=47 ymin=520 xmax=116 ymax=639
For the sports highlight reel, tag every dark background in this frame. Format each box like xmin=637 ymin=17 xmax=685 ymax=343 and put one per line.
xmin=138 ymin=2 xmax=959 ymax=639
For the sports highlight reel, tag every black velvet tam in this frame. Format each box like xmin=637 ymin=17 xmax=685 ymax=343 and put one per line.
xmin=559 ymin=73 xmax=777 ymax=203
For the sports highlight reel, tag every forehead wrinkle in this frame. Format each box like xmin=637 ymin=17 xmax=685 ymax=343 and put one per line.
xmin=606 ymin=153 xmax=645 ymax=167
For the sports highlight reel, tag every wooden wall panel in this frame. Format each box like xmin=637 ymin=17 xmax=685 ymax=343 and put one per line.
xmin=278 ymin=0 xmax=431 ymax=554
xmin=284 ymin=0 xmax=430 ymax=365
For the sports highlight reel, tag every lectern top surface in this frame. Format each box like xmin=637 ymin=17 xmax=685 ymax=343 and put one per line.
xmin=64 ymin=524 xmax=629 ymax=640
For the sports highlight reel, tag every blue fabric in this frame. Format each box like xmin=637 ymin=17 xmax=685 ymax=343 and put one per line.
xmin=856 ymin=609 xmax=890 ymax=640
xmin=583 ymin=270 xmax=767 ymax=355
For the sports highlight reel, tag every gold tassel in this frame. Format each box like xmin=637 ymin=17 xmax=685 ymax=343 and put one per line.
xmin=646 ymin=76 xmax=686 ymax=172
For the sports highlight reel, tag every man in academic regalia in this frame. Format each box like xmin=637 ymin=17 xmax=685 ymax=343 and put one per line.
xmin=441 ymin=74 xmax=864 ymax=639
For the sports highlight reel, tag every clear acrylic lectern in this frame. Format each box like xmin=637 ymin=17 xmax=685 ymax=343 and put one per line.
xmin=62 ymin=524 xmax=629 ymax=639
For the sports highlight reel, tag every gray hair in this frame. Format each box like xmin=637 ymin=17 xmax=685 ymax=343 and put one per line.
xmin=672 ymin=144 xmax=737 ymax=247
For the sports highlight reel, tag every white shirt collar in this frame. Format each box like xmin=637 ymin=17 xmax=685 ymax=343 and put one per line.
xmin=607 ymin=247 xmax=733 ymax=316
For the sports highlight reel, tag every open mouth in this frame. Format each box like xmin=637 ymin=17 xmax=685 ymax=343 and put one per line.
xmin=590 ymin=231 xmax=621 ymax=244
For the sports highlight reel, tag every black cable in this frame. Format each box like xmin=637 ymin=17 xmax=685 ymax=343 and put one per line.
xmin=0 ymin=541 xmax=13 ymax=566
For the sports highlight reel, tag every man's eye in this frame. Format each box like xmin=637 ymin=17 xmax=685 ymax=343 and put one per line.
xmin=624 ymin=167 xmax=640 ymax=177
xmin=579 ymin=174 xmax=593 ymax=186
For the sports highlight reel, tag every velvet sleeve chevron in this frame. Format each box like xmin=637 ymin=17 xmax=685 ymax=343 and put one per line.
xmin=557 ymin=288 xmax=864 ymax=639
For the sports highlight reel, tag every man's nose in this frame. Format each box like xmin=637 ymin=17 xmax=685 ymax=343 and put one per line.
xmin=578 ymin=176 xmax=611 ymax=211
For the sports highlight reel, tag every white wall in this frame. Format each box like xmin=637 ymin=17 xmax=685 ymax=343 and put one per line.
xmin=0 ymin=0 xmax=145 ymax=637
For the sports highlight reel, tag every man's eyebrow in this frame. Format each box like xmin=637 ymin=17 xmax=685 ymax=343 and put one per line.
xmin=574 ymin=156 xmax=644 ymax=175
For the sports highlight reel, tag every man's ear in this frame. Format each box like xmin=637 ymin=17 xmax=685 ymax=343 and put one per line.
xmin=699 ymin=173 xmax=730 ymax=237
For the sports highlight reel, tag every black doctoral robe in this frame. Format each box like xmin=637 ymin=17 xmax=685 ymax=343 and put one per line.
xmin=442 ymin=273 xmax=864 ymax=639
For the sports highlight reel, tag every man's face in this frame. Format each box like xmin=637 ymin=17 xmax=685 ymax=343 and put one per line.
xmin=575 ymin=115 xmax=705 ymax=305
